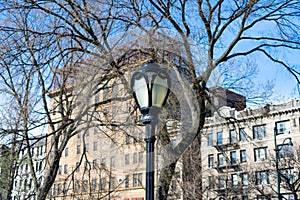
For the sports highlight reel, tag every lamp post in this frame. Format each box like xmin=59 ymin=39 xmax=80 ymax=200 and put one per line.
xmin=274 ymin=127 xmax=293 ymax=200
xmin=131 ymin=60 xmax=171 ymax=200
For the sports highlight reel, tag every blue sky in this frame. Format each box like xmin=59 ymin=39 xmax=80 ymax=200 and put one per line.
xmin=254 ymin=49 xmax=299 ymax=102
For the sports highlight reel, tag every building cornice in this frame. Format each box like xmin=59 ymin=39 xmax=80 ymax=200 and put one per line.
xmin=204 ymin=99 xmax=300 ymax=129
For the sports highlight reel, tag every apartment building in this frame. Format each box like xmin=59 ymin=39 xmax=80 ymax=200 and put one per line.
xmin=45 ymin=62 xmax=299 ymax=200
xmin=202 ymin=98 xmax=300 ymax=200
xmin=11 ymin=137 xmax=47 ymax=200
xmin=47 ymin=130 xmax=147 ymax=200
xmin=0 ymin=145 xmax=11 ymax=199
xmin=46 ymin=67 xmax=150 ymax=200
xmin=46 ymin=120 xmax=181 ymax=200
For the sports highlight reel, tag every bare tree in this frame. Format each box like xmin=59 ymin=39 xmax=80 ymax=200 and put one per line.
xmin=0 ymin=1 xmax=299 ymax=200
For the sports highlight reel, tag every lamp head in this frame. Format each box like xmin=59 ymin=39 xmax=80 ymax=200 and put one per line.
xmin=131 ymin=60 xmax=171 ymax=124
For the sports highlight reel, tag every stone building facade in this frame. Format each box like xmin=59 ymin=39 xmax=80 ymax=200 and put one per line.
xmin=45 ymin=65 xmax=300 ymax=200
xmin=202 ymin=98 xmax=300 ymax=200
xmin=11 ymin=137 xmax=47 ymax=200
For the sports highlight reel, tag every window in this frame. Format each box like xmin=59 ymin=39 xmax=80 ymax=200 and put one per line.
xmin=253 ymin=125 xmax=266 ymax=139
xmin=133 ymin=153 xmax=137 ymax=163
xmin=276 ymin=120 xmax=290 ymax=134
xmin=24 ymin=179 xmax=27 ymax=191
xmin=171 ymin=180 xmax=176 ymax=193
xmin=125 ymin=135 xmax=131 ymax=144
xmin=240 ymin=150 xmax=247 ymax=163
xmin=281 ymin=193 xmax=295 ymax=200
xmin=100 ymin=178 xmax=106 ymax=190
xmin=279 ymin=168 xmax=295 ymax=184
xmin=93 ymin=142 xmax=98 ymax=151
xmin=19 ymin=180 xmax=23 ymax=190
xmin=48 ymin=188 xmax=52 ymax=197
xmin=93 ymin=126 xmax=98 ymax=134
xmin=133 ymin=174 xmax=138 ymax=187
xmin=255 ymin=170 xmax=270 ymax=185
xmin=242 ymin=196 xmax=248 ymax=200
xmin=208 ymin=154 xmax=214 ymax=167
xmin=208 ymin=176 xmax=215 ymax=189
xmin=218 ymin=153 xmax=224 ymax=167
xmin=138 ymin=132 xmax=143 ymax=142
xmin=125 ymin=175 xmax=129 ymax=188
xmin=91 ymin=179 xmax=97 ymax=191
xmin=38 ymin=177 xmax=43 ymax=185
xmin=241 ymin=173 xmax=248 ymax=187
xmin=64 ymin=164 xmax=68 ymax=174
xmin=57 ymin=183 xmax=61 ymax=194
xmin=58 ymin=165 xmax=62 ymax=175
xmin=39 ymin=161 xmax=43 ymax=171
xmin=231 ymin=174 xmax=238 ymax=186
xmin=230 ymin=151 xmax=237 ymax=165
xmin=74 ymin=181 xmax=80 ymax=193
xmin=35 ymin=162 xmax=39 ymax=171
xmin=110 ymin=177 xmax=115 ymax=189
xmin=239 ymin=128 xmax=246 ymax=141
xmin=95 ymin=94 xmax=99 ymax=104
xmin=84 ymin=161 xmax=90 ymax=170
xmin=63 ymin=182 xmax=67 ymax=194
xmin=229 ymin=130 xmax=237 ymax=144
xmin=103 ymin=87 xmax=111 ymax=101
xmin=110 ymin=156 xmax=115 ymax=167
xmin=138 ymin=173 xmax=142 ymax=186
xmin=75 ymin=162 xmax=80 ymax=172
xmin=85 ymin=143 xmax=89 ymax=152
xmin=53 ymin=184 xmax=56 ymax=195
xmin=257 ymin=195 xmax=271 ymax=200
xmin=207 ymin=133 xmax=213 ymax=146
xmin=77 ymin=145 xmax=81 ymax=154
xmin=217 ymin=131 xmax=222 ymax=145
xmin=36 ymin=147 xmax=39 ymax=156
xmin=83 ymin=180 xmax=88 ymax=192
xmin=65 ymin=148 xmax=69 ymax=157
xmin=125 ymin=154 xmax=130 ymax=165
xmin=254 ymin=147 xmax=268 ymax=161
xmin=93 ymin=159 xmax=97 ymax=169
xmin=278 ymin=144 xmax=293 ymax=158
xmin=138 ymin=152 xmax=143 ymax=163
xmin=219 ymin=176 xmax=225 ymax=189
xmin=101 ymin=158 xmax=106 ymax=167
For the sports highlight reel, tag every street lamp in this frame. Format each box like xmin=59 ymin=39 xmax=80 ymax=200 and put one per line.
xmin=131 ymin=60 xmax=171 ymax=200
xmin=274 ymin=127 xmax=293 ymax=200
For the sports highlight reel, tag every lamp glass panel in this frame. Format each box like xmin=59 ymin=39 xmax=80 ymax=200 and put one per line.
xmin=152 ymin=75 xmax=168 ymax=107
xmin=133 ymin=76 xmax=149 ymax=108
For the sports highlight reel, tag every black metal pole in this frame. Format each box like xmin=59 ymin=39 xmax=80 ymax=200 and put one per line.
xmin=145 ymin=122 xmax=156 ymax=200
xmin=274 ymin=127 xmax=281 ymax=200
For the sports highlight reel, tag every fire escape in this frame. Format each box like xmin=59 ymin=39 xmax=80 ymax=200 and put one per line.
xmin=213 ymin=137 xmax=241 ymax=196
